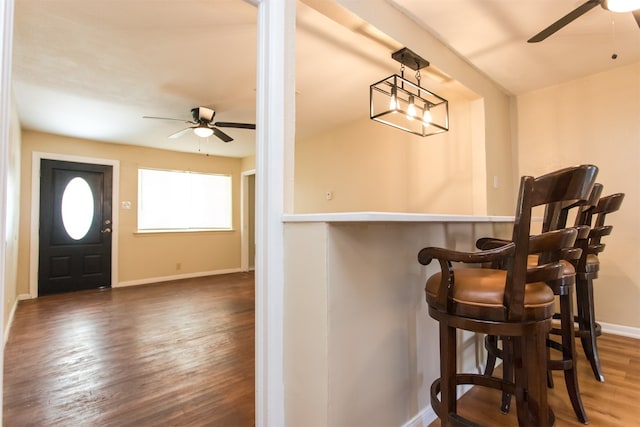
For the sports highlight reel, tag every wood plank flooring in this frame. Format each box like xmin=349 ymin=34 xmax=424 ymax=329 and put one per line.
xmin=3 ymin=272 xmax=255 ymax=426
xmin=428 ymin=333 xmax=640 ymax=426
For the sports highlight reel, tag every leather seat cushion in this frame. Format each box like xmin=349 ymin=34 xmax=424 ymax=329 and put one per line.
xmin=426 ymin=268 xmax=555 ymax=322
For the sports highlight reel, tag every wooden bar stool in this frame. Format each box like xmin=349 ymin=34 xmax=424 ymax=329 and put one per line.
xmin=418 ymin=164 xmax=597 ymax=427
xmin=573 ymin=191 xmax=625 ymax=382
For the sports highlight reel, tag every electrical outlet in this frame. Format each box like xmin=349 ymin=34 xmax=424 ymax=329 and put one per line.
xmin=325 ymin=191 xmax=333 ymax=200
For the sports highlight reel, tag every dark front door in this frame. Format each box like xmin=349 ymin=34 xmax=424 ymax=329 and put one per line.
xmin=39 ymin=160 xmax=113 ymax=295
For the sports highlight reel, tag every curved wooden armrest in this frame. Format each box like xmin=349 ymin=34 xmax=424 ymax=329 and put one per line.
xmin=418 ymin=243 xmax=515 ymax=266
xmin=475 ymin=237 xmax=511 ymax=251
xmin=527 ymin=262 xmax=565 ymax=283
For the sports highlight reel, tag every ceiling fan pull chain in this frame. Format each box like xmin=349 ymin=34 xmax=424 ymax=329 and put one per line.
xmin=610 ymin=19 xmax=618 ymax=59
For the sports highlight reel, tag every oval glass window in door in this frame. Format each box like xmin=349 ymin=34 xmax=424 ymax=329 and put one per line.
xmin=61 ymin=177 xmax=94 ymax=240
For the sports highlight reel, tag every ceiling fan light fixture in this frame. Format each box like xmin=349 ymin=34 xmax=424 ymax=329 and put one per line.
xmin=193 ymin=126 xmax=214 ymax=138
xmin=603 ymin=0 xmax=640 ymax=12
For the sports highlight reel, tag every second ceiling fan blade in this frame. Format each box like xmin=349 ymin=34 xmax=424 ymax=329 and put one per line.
xmin=168 ymin=127 xmax=194 ymax=139
xmin=213 ymin=128 xmax=234 ymax=143
xmin=528 ymin=0 xmax=601 ymax=43
xmin=214 ymin=122 xmax=256 ymax=129
xmin=143 ymin=115 xmax=193 ymax=123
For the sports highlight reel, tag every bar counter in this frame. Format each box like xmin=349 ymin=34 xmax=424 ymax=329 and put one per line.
xmin=282 ymin=213 xmax=513 ymax=427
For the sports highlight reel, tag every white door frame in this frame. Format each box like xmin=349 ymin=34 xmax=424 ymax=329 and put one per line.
xmin=254 ymin=0 xmax=295 ymax=425
xmin=241 ymin=169 xmax=256 ymax=272
xmin=0 ymin=0 xmax=15 ymax=417
xmin=29 ymin=152 xmax=120 ymax=297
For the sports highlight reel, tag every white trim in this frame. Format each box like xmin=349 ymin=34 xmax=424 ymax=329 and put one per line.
xmin=255 ymin=0 xmax=294 ymax=426
xmin=402 ymin=405 xmax=437 ymax=427
xmin=0 ymin=0 xmax=15 ymax=416
xmin=3 ymin=294 xmax=18 ymax=348
xmin=29 ymin=152 xmax=120 ymax=298
xmin=600 ymin=321 xmax=640 ymax=339
xmin=241 ymin=169 xmax=256 ymax=272
xmin=115 ymin=268 xmax=243 ymax=288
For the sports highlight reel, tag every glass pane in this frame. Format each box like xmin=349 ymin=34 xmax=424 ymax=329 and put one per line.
xmin=138 ymin=168 xmax=232 ymax=230
xmin=61 ymin=177 xmax=94 ymax=240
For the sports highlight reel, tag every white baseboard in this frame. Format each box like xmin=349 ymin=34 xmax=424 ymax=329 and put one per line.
xmin=401 ymin=384 xmax=473 ymax=427
xmin=600 ymin=321 xmax=640 ymax=339
xmin=403 ymin=405 xmax=437 ymax=427
xmin=114 ymin=268 xmax=243 ymax=288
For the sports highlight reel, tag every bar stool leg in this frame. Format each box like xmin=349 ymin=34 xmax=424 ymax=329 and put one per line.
xmin=576 ymin=276 xmax=605 ymax=382
xmin=559 ymin=288 xmax=588 ymax=423
xmin=515 ymin=332 xmax=552 ymax=427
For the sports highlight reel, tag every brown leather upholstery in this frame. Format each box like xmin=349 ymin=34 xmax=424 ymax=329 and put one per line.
xmin=426 ymin=269 xmax=555 ymax=322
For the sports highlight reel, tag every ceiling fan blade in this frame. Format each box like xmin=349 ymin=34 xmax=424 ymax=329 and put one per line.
xmin=528 ymin=0 xmax=601 ymax=43
xmin=633 ymin=10 xmax=640 ymax=28
xmin=213 ymin=127 xmax=233 ymax=143
xmin=168 ymin=127 xmax=194 ymax=139
xmin=143 ymin=115 xmax=193 ymax=124
xmin=214 ymin=122 xmax=256 ymax=129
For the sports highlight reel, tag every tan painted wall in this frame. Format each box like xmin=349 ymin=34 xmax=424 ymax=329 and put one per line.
xmin=4 ymin=97 xmax=21 ymax=329
xmin=294 ymin=100 xmax=478 ymax=214
xmin=516 ymin=61 xmax=640 ymax=328
xmin=17 ymin=130 xmax=245 ymax=295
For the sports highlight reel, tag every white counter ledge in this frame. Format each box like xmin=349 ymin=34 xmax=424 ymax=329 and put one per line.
xmin=283 ymin=211 xmax=514 ymax=223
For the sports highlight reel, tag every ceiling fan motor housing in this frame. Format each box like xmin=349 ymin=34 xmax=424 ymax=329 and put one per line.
xmin=192 ymin=107 xmax=215 ymax=123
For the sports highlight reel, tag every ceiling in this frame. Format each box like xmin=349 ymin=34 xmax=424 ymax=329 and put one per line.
xmin=390 ymin=0 xmax=640 ymax=94
xmin=11 ymin=0 xmax=640 ymax=158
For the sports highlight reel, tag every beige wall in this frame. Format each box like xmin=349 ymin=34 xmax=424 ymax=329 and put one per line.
xmin=294 ymin=99 xmax=479 ymax=214
xmin=4 ymin=97 xmax=21 ymax=329
xmin=517 ymin=61 xmax=640 ymax=329
xmin=17 ymin=130 xmax=246 ymax=295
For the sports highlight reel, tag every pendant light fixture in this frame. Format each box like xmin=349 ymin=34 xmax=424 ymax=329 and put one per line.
xmin=370 ymin=48 xmax=449 ymax=137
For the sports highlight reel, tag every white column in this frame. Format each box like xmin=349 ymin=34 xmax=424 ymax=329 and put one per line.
xmin=254 ymin=0 xmax=296 ymax=426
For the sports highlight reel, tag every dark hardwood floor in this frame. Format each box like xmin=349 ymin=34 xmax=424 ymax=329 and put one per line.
xmin=3 ymin=272 xmax=255 ymax=426
xmin=429 ymin=333 xmax=640 ymax=426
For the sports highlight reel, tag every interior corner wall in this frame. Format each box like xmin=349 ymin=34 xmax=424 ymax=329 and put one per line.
xmin=4 ymin=95 xmax=21 ymax=332
xmin=17 ymin=130 xmax=244 ymax=295
xmin=516 ymin=61 xmax=640 ymax=329
xmin=241 ymin=155 xmax=256 ymax=172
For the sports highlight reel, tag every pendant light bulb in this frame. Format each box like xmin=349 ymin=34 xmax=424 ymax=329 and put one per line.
xmin=407 ymin=95 xmax=417 ymax=120
xmin=423 ymin=105 xmax=432 ymax=126
xmin=389 ymin=85 xmax=398 ymax=111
